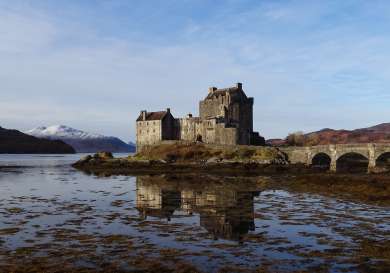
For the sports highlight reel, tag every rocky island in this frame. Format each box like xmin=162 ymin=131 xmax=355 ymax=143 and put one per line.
xmin=72 ymin=142 xmax=313 ymax=175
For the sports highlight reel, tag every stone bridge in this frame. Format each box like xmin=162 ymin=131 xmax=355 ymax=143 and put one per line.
xmin=280 ymin=143 xmax=390 ymax=172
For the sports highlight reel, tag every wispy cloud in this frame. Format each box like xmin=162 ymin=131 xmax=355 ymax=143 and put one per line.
xmin=1 ymin=0 xmax=390 ymax=140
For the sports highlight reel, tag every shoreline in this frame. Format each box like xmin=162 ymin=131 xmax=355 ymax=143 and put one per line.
xmin=71 ymin=152 xmax=390 ymax=207
xmin=72 ymin=155 xmax=316 ymax=176
xmin=71 ymin=152 xmax=387 ymax=176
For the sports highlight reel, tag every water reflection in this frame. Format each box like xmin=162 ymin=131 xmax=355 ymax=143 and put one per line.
xmin=136 ymin=175 xmax=261 ymax=241
xmin=1 ymin=157 xmax=390 ymax=272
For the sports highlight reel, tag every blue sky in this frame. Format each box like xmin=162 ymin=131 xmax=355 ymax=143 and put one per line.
xmin=1 ymin=0 xmax=390 ymax=141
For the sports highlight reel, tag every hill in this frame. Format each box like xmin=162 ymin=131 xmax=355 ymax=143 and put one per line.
xmin=26 ymin=125 xmax=135 ymax=153
xmin=267 ymin=123 xmax=390 ymax=146
xmin=0 ymin=126 xmax=75 ymax=154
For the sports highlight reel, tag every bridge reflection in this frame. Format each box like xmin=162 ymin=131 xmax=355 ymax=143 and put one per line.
xmin=136 ymin=175 xmax=261 ymax=241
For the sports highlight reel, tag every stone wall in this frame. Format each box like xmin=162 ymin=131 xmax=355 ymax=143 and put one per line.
xmin=175 ymin=117 xmax=202 ymax=142
xmin=198 ymin=87 xmax=254 ymax=145
xmin=161 ymin=114 xmax=175 ymax=140
xmin=136 ymin=120 xmax=162 ymax=148
xmin=280 ymin=143 xmax=390 ymax=173
xmin=214 ymin=124 xmax=238 ymax=145
xmin=199 ymin=96 xmax=227 ymax=120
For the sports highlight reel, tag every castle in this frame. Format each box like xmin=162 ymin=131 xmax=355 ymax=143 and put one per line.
xmin=136 ymin=83 xmax=264 ymax=150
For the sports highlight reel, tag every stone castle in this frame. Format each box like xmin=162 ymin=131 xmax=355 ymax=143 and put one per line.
xmin=136 ymin=83 xmax=264 ymax=149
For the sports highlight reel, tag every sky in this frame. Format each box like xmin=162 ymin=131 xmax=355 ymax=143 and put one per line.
xmin=1 ymin=0 xmax=390 ymax=141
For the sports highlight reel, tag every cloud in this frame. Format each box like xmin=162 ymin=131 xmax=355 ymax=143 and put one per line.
xmin=1 ymin=1 xmax=390 ymax=141
xmin=0 ymin=9 xmax=56 ymax=54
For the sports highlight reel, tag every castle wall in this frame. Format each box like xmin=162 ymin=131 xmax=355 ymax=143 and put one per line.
xmin=202 ymin=119 xmax=216 ymax=144
xmin=199 ymin=96 xmax=227 ymax=120
xmin=237 ymin=99 xmax=254 ymax=145
xmin=198 ymin=88 xmax=254 ymax=146
xmin=215 ymin=125 xmax=238 ymax=145
xmin=136 ymin=120 xmax=162 ymax=148
xmin=176 ymin=117 xmax=202 ymax=142
xmin=161 ymin=114 xmax=175 ymax=140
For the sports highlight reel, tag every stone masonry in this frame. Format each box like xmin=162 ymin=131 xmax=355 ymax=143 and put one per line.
xmin=280 ymin=143 xmax=390 ymax=173
xmin=136 ymin=83 xmax=264 ymax=150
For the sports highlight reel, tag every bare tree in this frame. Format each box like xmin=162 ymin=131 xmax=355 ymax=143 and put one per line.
xmin=286 ymin=131 xmax=305 ymax=146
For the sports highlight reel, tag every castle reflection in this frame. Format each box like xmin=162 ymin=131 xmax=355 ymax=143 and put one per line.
xmin=136 ymin=175 xmax=262 ymax=241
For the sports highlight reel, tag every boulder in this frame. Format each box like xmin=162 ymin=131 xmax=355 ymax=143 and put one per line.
xmin=206 ymin=157 xmax=222 ymax=164
xmin=81 ymin=155 xmax=92 ymax=162
xmin=94 ymin=152 xmax=114 ymax=160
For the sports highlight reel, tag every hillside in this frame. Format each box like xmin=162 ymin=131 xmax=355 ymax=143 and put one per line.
xmin=26 ymin=125 xmax=135 ymax=153
xmin=0 ymin=127 xmax=75 ymax=154
xmin=268 ymin=123 xmax=390 ymax=146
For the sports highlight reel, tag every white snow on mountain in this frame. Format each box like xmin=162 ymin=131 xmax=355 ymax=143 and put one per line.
xmin=25 ymin=125 xmax=135 ymax=153
xmin=26 ymin=125 xmax=108 ymax=140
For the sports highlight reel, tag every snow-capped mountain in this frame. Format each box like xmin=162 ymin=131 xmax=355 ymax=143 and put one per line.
xmin=26 ymin=125 xmax=135 ymax=153
xmin=26 ymin=125 xmax=105 ymax=140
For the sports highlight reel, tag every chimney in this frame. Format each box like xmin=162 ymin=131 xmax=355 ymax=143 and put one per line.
xmin=236 ymin=82 xmax=242 ymax=90
xmin=208 ymin=86 xmax=217 ymax=93
xmin=166 ymin=108 xmax=171 ymax=113
xmin=141 ymin=110 xmax=147 ymax=121
xmin=187 ymin=113 xmax=193 ymax=118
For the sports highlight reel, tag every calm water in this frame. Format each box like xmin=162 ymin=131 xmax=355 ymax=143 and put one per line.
xmin=0 ymin=154 xmax=389 ymax=272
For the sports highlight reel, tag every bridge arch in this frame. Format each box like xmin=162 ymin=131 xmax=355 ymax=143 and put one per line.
xmin=311 ymin=152 xmax=332 ymax=170
xmin=375 ymin=152 xmax=390 ymax=169
xmin=336 ymin=152 xmax=369 ymax=173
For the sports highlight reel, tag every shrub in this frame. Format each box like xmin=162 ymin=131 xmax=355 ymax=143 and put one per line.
xmin=134 ymin=142 xmax=281 ymax=162
xmin=286 ymin=131 xmax=305 ymax=146
xmin=238 ymin=148 xmax=256 ymax=158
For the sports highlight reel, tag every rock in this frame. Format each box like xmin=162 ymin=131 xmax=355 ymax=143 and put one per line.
xmin=149 ymin=159 xmax=167 ymax=165
xmin=220 ymin=159 xmax=237 ymax=164
xmin=369 ymin=166 xmax=389 ymax=174
xmin=81 ymin=155 xmax=92 ymax=162
xmin=94 ymin=152 xmax=113 ymax=160
xmin=206 ymin=157 xmax=222 ymax=164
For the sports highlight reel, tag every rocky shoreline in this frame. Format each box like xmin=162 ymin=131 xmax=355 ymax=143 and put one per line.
xmin=72 ymin=153 xmax=390 ymax=206
xmin=72 ymin=151 xmax=319 ymax=176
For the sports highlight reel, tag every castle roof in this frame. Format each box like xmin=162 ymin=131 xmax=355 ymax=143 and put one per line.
xmin=136 ymin=111 xmax=168 ymax=121
xmin=205 ymin=84 xmax=248 ymax=101
xmin=206 ymin=87 xmax=237 ymax=99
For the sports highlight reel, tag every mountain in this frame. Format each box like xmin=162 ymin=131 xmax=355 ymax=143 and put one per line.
xmin=267 ymin=123 xmax=390 ymax=146
xmin=26 ymin=125 xmax=135 ymax=153
xmin=0 ymin=126 xmax=75 ymax=154
xmin=307 ymin=123 xmax=390 ymax=145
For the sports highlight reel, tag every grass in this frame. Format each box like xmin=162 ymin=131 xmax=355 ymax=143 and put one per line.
xmin=133 ymin=142 xmax=283 ymax=163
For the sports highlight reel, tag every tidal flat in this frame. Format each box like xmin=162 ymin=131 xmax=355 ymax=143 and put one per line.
xmin=0 ymin=155 xmax=389 ymax=273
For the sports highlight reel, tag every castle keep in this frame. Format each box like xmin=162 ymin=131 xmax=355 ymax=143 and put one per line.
xmin=136 ymin=83 xmax=264 ymax=149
